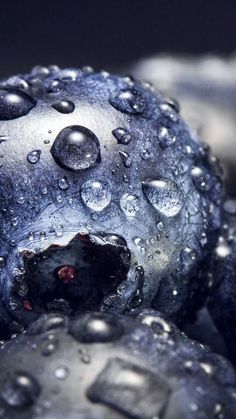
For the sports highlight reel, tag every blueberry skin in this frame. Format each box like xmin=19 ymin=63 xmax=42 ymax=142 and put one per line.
xmin=0 ymin=311 xmax=235 ymax=419
xmin=0 ymin=66 xmax=223 ymax=335
xmin=208 ymin=199 xmax=236 ymax=365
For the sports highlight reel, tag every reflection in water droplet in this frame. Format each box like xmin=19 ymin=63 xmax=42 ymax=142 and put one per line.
xmin=1 ymin=371 xmax=40 ymax=407
xmin=80 ymin=179 xmax=111 ymax=211
xmin=52 ymin=100 xmax=75 ymax=114
xmin=50 ymin=125 xmax=101 ymax=171
xmin=112 ymin=128 xmax=131 ymax=144
xmin=142 ymin=178 xmax=183 ymax=217
xmin=27 ymin=150 xmax=41 ymax=164
xmin=109 ymin=88 xmax=145 ymax=115
xmin=0 ymin=88 xmax=36 ymax=120
xmin=120 ymin=193 xmax=140 ymax=217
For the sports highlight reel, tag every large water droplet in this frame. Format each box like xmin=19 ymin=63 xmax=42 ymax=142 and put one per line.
xmin=69 ymin=312 xmax=123 ymax=343
xmin=80 ymin=179 xmax=111 ymax=211
xmin=27 ymin=149 xmax=41 ymax=164
xmin=88 ymin=358 xmax=169 ymax=418
xmin=52 ymin=100 xmax=75 ymax=114
xmin=109 ymin=88 xmax=145 ymax=115
xmin=142 ymin=178 xmax=183 ymax=217
xmin=1 ymin=371 xmax=40 ymax=407
xmin=0 ymin=87 xmax=36 ymax=120
xmin=50 ymin=125 xmax=101 ymax=171
xmin=120 ymin=193 xmax=140 ymax=217
xmin=112 ymin=128 xmax=131 ymax=145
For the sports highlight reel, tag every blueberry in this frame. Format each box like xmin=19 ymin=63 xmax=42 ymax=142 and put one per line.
xmin=0 ymin=65 xmax=223 ymax=335
xmin=208 ymin=199 xmax=236 ymax=365
xmin=0 ymin=311 xmax=235 ymax=418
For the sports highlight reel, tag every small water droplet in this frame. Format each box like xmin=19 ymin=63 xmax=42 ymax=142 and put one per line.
xmin=0 ymin=256 xmax=5 ymax=268
xmin=109 ymin=88 xmax=145 ymax=115
xmin=215 ymin=236 xmax=231 ymax=258
xmin=52 ymin=100 xmax=75 ymax=114
xmin=142 ymin=178 xmax=183 ymax=217
xmin=0 ymin=88 xmax=36 ymax=120
xmin=16 ymin=196 xmax=25 ymax=204
xmin=119 ymin=151 xmax=132 ymax=168
xmin=54 ymin=366 xmax=69 ymax=380
xmin=80 ymin=179 xmax=111 ymax=211
xmin=120 ymin=193 xmax=140 ymax=217
xmin=191 ymin=166 xmax=213 ymax=192
xmin=51 ymin=125 xmax=101 ymax=171
xmin=58 ymin=176 xmax=69 ymax=190
xmin=180 ymin=247 xmax=197 ymax=272
xmin=158 ymin=127 xmax=176 ymax=149
xmin=27 ymin=149 xmax=41 ymax=164
xmin=112 ymin=127 xmax=131 ymax=144
xmin=47 ymin=79 xmax=64 ymax=94
xmin=1 ymin=371 xmax=40 ymax=407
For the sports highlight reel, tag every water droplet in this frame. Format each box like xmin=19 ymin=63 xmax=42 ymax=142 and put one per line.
xmin=80 ymin=179 xmax=111 ymax=211
xmin=0 ymin=88 xmax=36 ymax=120
xmin=31 ymin=65 xmax=50 ymax=77
xmin=109 ymin=88 xmax=145 ymax=115
xmin=54 ymin=366 xmax=69 ymax=380
xmin=142 ymin=178 xmax=183 ymax=217
xmin=112 ymin=127 xmax=131 ymax=144
xmin=51 ymin=125 xmax=101 ymax=171
xmin=158 ymin=127 xmax=176 ymax=149
xmin=47 ymin=79 xmax=64 ymax=94
xmin=58 ymin=176 xmax=69 ymax=190
xmin=41 ymin=338 xmax=58 ymax=356
xmin=120 ymin=193 xmax=140 ymax=217
xmin=180 ymin=247 xmax=197 ymax=272
xmin=27 ymin=149 xmax=41 ymax=164
xmin=16 ymin=196 xmax=25 ymax=204
xmin=191 ymin=166 xmax=213 ymax=191
xmin=119 ymin=151 xmax=132 ymax=167
xmin=27 ymin=314 xmax=67 ymax=335
xmin=141 ymin=314 xmax=171 ymax=338
xmin=1 ymin=371 xmax=40 ymax=407
xmin=52 ymin=100 xmax=75 ymax=114
xmin=0 ymin=256 xmax=5 ymax=268
xmin=87 ymin=358 xmax=169 ymax=418
xmin=160 ymin=103 xmax=178 ymax=122
xmin=215 ymin=236 xmax=231 ymax=258
xmin=69 ymin=312 xmax=123 ymax=343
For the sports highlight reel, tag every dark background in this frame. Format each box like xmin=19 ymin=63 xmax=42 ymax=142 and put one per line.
xmin=0 ymin=0 xmax=236 ymax=78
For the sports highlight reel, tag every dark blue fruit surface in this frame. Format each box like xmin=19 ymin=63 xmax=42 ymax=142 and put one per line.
xmin=0 ymin=65 xmax=223 ymax=336
xmin=0 ymin=310 xmax=235 ymax=418
xmin=208 ymin=199 xmax=236 ymax=365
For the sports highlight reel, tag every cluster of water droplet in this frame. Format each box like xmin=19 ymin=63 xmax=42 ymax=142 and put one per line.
xmin=0 ymin=64 xmax=223 ymax=333
xmin=0 ymin=310 xmax=234 ymax=418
